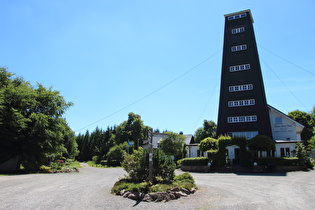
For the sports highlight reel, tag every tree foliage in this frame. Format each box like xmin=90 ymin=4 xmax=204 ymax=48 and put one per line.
xmin=0 ymin=68 xmax=76 ymax=170
xmin=294 ymin=142 xmax=314 ymax=168
xmin=115 ymin=112 xmax=150 ymax=149
xmin=122 ymin=148 xmax=176 ymax=183
xmin=106 ymin=142 xmax=131 ymax=166
xmin=198 ymin=137 xmax=218 ymax=152
xmin=288 ymin=110 xmax=315 ymax=142
xmin=194 ymin=120 xmax=217 ymax=143
xmin=75 ymin=112 xmax=150 ymax=162
xmin=247 ymin=135 xmax=275 ymax=152
xmin=76 ymin=126 xmax=116 ymax=162
xmin=160 ymin=132 xmax=186 ymax=159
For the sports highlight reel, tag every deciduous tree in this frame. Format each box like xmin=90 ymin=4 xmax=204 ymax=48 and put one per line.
xmin=194 ymin=120 xmax=217 ymax=143
xmin=0 ymin=68 xmax=75 ymax=170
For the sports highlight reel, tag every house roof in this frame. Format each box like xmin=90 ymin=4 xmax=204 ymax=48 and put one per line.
xmin=183 ymin=134 xmax=194 ymax=145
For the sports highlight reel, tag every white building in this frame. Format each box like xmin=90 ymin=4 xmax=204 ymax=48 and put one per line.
xmin=226 ymin=105 xmax=304 ymax=161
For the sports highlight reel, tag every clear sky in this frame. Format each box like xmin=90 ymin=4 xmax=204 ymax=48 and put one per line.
xmin=1 ymin=0 xmax=314 ymax=135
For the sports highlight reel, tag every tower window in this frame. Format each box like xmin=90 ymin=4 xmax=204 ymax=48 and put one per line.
xmin=231 ymin=44 xmax=247 ymax=52
xmin=229 ymin=64 xmax=250 ymax=72
xmin=228 ymin=13 xmax=247 ymax=21
xmin=229 ymin=84 xmax=253 ymax=92
xmin=228 ymin=99 xmax=255 ymax=107
xmin=231 ymin=27 xmax=245 ymax=34
xmin=227 ymin=115 xmax=257 ymax=123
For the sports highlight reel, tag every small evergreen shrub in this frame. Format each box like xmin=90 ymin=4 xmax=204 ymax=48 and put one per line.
xmin=180 ymin=157 xmax=209 ymax=166
xmin=174 ymin=172 xmax=195 ymax=184
xmin=122 ymin=148 xmax=176 ymax=183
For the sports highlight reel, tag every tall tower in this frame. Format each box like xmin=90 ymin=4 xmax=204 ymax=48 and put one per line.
xmin=217 ymin=10 xmax=273 ymax=139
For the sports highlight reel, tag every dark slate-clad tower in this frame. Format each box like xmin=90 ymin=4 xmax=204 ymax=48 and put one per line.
xmin=217 ymin=10 xmax=273 ymax=140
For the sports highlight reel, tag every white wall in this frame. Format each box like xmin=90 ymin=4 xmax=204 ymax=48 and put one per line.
xmin=275 ymin=143 xmax=297 ymax=157
xmin=269 ymin=108 xmax=303 ymax=141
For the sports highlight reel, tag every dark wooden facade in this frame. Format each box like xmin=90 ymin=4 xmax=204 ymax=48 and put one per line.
xmin=217 ymin=10 xmax=273 ymax=139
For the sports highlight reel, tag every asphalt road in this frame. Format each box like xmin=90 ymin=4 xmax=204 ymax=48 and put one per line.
xmin=1 ymin=164 xmax=314 ymax=210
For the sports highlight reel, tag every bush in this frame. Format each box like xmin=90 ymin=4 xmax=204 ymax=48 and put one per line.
xmin=174 ymin=172 xmax=195 ymax=184
xmin=180 ymin=157 xmax=209 ymax=166
xmin=107 ymin=143 xmax=127 ymax=166
xmin=295 ymin=142 xmax=314 ymax=168
xmin=122 ymin=148 xmax=176 ymax=183
xmin=257 ymin=157 xmax=305 ymax=166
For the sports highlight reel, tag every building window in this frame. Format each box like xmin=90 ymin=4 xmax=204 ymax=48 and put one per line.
xmin=231 ymin=44 xmax=247 ymax=52
xmin=229 ymin=84 xmax=253 ymax=92
xmin=228 ymin=13 xmax=247 ymax=21
xmin=280 ymin=148 xmax=291 ymax=157
xmin=230 ymin=131 xmax=258 ymax=140
xmin=227 ymin=115 xmax=257 ymax=123
xmin=229 ymin=64 xmax=250 ymax=72
xmin=231 ymin=27 xmax=245 ymax=34
xmin=228 ymin=99 xmax=255 ymax=107
xmin=275 ymin=117 xmax=282 ymax=124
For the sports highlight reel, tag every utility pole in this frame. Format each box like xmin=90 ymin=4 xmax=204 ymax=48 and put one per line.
xmin=148 ymin=128 xmax=153 ymax=182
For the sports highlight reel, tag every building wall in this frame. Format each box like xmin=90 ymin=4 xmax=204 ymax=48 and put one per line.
xmin=275 ymin=143 xmax=296 ymax=157
xmin=269 ymin=108 xmax=303 ymax=141
xmin=187 ymin=145 xmax=207 ymax=158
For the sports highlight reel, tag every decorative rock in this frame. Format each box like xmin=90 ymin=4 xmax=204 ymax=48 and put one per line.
xmin=168 ymin=192 xmax=176 ymax=200
xmin=181 ymin=188 xmax=191 ymax=195
xmin=191 ymin=187 xmax=197 ymax=194
xmin=173 ymin=191 xmax=182 ymax=199
xmin=142 ymin=194 xmax=153 ymax=202
xmin=177 ymin=191 xmax=188 ymax=197
xmin=118 ymin=189 xmax=125 ymax=196
xmin=123 ymin=191 xmax=131 ymax=198
xmin=149 ymin=192 xmax=171 ymax=202
xmin=170 ymin=187 xmax=180 ymax=192
xmin=128 ymin=193 xmax=138 ymax=200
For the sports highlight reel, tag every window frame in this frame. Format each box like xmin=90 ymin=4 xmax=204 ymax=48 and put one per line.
xmin=229 ymin=64 xmax=250 ymax=72
xmin=229 ymin=84 xmax=253 ymax=92
xmin=231 ymin=44 xmax=247 ymax=52
xmin=228 ymin=99 xmax=255 ymax=107
xmin=227 ymin=115 xmax=257 ymax=123
xmin=227 ymin=13 xmax=247 ymax=21
xmin=231 ymin=27 xmax=245 ymax=34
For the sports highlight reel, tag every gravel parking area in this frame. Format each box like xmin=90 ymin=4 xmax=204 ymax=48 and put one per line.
xmin=1 ymin=164 xmax=314 ymax=210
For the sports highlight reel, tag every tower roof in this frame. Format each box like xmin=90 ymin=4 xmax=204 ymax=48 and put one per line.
xmin=224 ymin=9 xmax=254 ymax=23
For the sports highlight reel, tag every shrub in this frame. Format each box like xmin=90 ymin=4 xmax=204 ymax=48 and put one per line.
xmin=257 ymin=157 xmax=306 ymax=166
xmin=180 ymin=157 xmax=209 ymax=166
xmin=150 ymin=184 xmax=174 ymax=192
xmin=122 ymin=148 xmax=176 ymax=183
xmin=199 ymin=137 xmax=218 ymax=152
xmin=295 ymin=142 xmax=314 ymax=168
xmin=248 ymin=135 xmax=275 ymax=152
xmin=174 ymin=172 xmax=195 ymax=184
xmin=215 ymin=135 xmax=232 ymax=167
xmin=107 ymin=143 xmax=127 ymax=166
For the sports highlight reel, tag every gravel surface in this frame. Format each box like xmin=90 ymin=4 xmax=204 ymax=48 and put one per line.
xmin=1 ymin=164 xmax=314 ymax=210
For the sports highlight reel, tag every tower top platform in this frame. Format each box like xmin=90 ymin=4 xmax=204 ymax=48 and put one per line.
xmin=224 ymin=9 xmax=254 ymax=23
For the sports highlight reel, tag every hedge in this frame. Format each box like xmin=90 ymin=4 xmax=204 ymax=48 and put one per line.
xmin=180 ymin=157 xmax=209 ymax=166
xmin=257 ymin=157 xmax=303 ymax=166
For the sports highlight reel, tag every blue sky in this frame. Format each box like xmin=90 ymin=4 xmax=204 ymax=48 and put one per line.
xmin=1 ymin=0 xmax=314 ymax=134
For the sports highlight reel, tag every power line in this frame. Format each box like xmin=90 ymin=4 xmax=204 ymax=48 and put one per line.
xmin=75 ymin=50 xmax=222 ymax=133
xmin=193 ymin=78 xmax=220 ymax=130
xmin=261 ymin=58 xmax=309 ymax=111
xmin=259 ymin=45 xmax=315 ymax=77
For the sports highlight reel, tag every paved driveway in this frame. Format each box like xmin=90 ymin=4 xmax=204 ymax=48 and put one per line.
xmin=1 ymin=165 xmax=314 ymax=209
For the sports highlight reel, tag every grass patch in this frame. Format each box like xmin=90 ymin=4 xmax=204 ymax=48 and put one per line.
xmin=86 ymin=160 xmax=121 ymax=168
